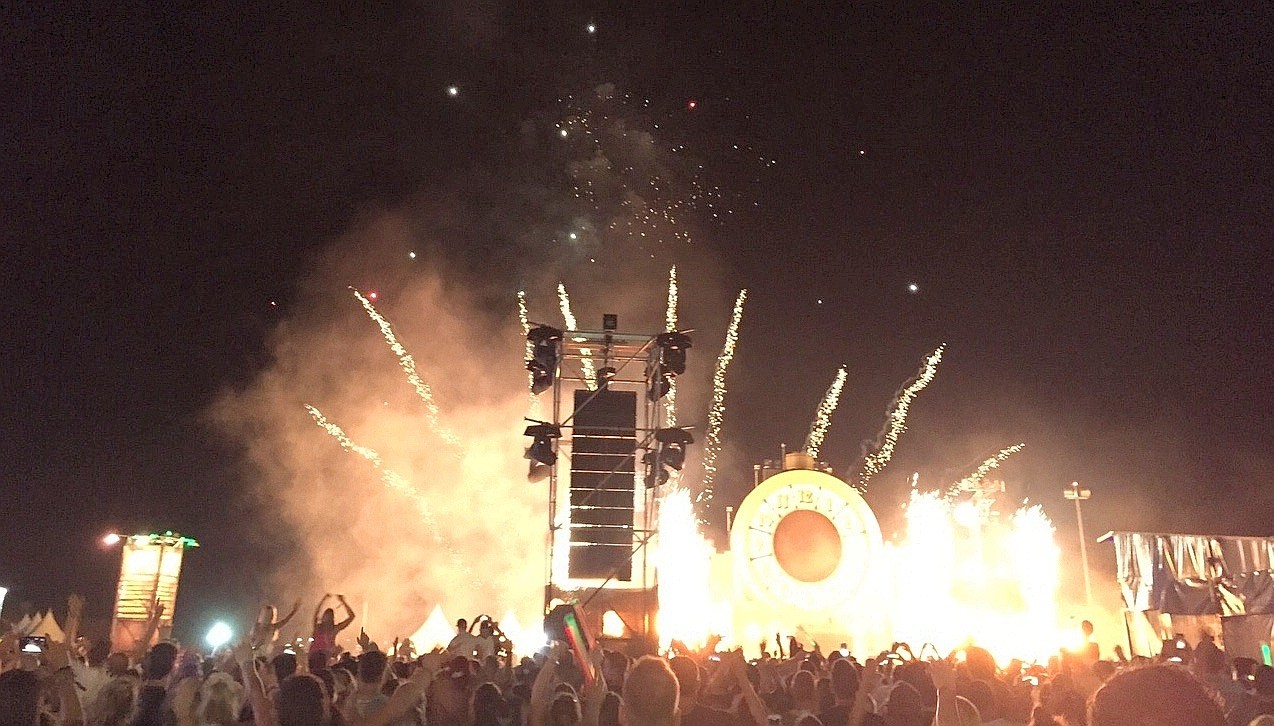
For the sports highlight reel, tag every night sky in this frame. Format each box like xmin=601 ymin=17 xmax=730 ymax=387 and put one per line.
xmin=4 ymin=3 xmax=1271 ymax=640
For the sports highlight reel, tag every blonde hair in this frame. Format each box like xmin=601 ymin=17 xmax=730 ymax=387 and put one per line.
xmin=198 ymin=672 xmax=245 ymax=725
xmin=621 ymin=656 xmax=679 ymax=726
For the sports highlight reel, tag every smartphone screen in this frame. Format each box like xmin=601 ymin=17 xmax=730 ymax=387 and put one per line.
xmin=561 ymin=609 xmax=596 ymax=686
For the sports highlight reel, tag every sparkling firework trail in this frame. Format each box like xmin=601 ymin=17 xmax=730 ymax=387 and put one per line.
xmin=946 ymin=444 xmax=1026 ymax=498
xmin=516 ymin=291 xmax=541 ymax=416
xmin=856 ymin=344 xmax=945 ymax=489
xmin=556 ymin=283 xmax=597 ymax=390
xmin=804 ymin=366 xmax=848 ymax=459
xmin=663 ymin=265 xmax=678 ymax=427
xmin=698 ymin=289 xmax=747 ymax=506
xmin=304 ymin=405 xmax=476 ymax=583
xmin=352 ymin=288 xmax=460 ymax=448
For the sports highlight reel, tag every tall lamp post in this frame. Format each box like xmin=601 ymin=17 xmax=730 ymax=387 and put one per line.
xmin=1064 ymin=481 xmax=1093 ymax=608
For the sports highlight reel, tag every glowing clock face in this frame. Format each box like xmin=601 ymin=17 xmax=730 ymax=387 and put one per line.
xmin=730 ymin=468 xmax=883 ymax=610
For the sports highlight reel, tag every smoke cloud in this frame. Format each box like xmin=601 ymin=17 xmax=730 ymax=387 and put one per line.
xmin=211 ymin=85 xmax=736 ymax=640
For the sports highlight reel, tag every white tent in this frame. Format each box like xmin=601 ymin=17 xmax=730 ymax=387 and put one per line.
xmin=24 ymin=611 xmax=66 ymax=642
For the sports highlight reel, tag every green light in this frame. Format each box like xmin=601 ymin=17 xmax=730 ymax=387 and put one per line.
xmin=1262 ymin=642 xmax=1271 ymax=667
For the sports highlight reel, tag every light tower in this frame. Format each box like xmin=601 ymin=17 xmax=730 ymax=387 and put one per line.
xmin=1064 ymin=482 xmax=1093 ymax=608
xmin=105 ymin=531 xmax=199 ymax=651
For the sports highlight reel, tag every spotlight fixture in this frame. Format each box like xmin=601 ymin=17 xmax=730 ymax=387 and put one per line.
xmin=655 ymin=331 xmax=692 ymax=375
xmin=648 ymin=364 xmax=672 ymax=401
xmin=602 ymin=313 xmax=618 ymax=331
xmin=524 ymin=423 xmax=561 ymax=466
xmin=648 ymin=427 xmax=694 ymax=486
xmin=526 ymin=325 xmax=564 ymax=394
xmin=595 ymin=366 xmax=617 ymax=390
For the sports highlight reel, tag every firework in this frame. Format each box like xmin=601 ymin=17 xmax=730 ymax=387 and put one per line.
xmin=352 ymin=288 xmax=460 ymax=447
xmin=304 ymin=405 xmax=475 ymax=582
xmin=856 ymin=344 xmax=945 ymax=488
xmin=698 ymin=289 xmax=747 ymax=506
xmin=946 ymin=444 xmax=1027 ymax=498
xmin=556 ymin=283 xmax=597 ymax=390
xmin=517 ymin=290 xmax=541 ymax=417
xmin=663 ymin=266 xmax=678 ymax=427
xmin=804 ymin=366 xmax=847 ymax=459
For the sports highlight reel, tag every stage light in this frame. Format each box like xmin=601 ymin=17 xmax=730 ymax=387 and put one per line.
xmin=655 ymin=331 xmax=692 ymax=375
xmin=102 ymin=533 xmax=121 ymax=546
xmin=648 ymin=365 xmax=672 ymax=401
xmin=526 ymin=325 xmax=564 ymax=394
xmin=656 ymin=427 xmax=694 ymax=470
xmin=524 ymin=423 xmax=561 ymax=466
xmin=595 ymin=366 xmax=617 ymax=390
xmin=206 ymin=621 xmax=232 ymax=650
xmin=602 ymin=314 xmax=618 ymax=331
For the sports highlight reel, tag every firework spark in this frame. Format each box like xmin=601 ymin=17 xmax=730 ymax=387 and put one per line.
xmin=804 ymin=366 xmax=847 ymax=459
xmin=856 ymin=344 xmax=945 ymax=489
xmin=946 ymin=444 xmax=1026 ymax=498
xmin=698 ymin=289 xmax=747 ymax=506
xmin=663 ymin=265 xmax=679 ymax=427
xmin=516 ymin=290 xmax=542 ymax=417
xmin=304 ymin=404 xmax=475 ymax=582
xmin=352 ymin=288 xmax=460 ymax=447
xmin=557 ymin=283 xmax=597 ymax=390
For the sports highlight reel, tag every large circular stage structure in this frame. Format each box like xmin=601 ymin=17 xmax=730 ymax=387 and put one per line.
xmin=725 ymin=456 xmax=889 ymax=652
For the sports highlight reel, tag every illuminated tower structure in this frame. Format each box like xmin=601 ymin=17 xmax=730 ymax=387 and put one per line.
xmin=109 ymin=532 xmax=199 ymax=651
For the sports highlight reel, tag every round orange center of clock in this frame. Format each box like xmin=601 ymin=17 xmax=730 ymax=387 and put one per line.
xmin=772 ymin=509 xmax=842 ymax=583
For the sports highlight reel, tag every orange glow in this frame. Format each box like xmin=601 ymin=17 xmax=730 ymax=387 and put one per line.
xmin=889 ymin=490 xmax=1064 ymax=665
xmin=602 ymin=610 xmax=626 ymax=638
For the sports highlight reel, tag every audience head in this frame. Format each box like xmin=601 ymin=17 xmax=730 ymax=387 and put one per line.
xmin=277 ymin=673 xmax=331 ymax=726
xmin=1088 ymin=664 xmax=1224 ymax=726
xmin=144 ymin=641 xmax=178 ymax=680
xmin=272 ymin=652 xmax=298 ymax=683
xmin=0 ymin=669 xmax=40 ymax=726
xmin=358 ymin=650 xmax=389 ymax=684
xmin=621 ymin=655 xmax=679 ymax=726
xmin=198 ymin=672 xmax=244 ymax=726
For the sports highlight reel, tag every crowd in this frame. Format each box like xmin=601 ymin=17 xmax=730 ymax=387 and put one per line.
xmin=2 ymin=594 xmax=1272 ymax=726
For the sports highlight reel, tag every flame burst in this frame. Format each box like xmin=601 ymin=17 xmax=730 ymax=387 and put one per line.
xmin=856 ymin=344 xmax=945 ymax=488
xmin=947 ymin=444 xmax=1026 ymax=498
xmin=655 ymin=488 xmax=718 ymax=651
xmin=805 ymin=367 xmax=848 ymax=459
xmin=663 ymin=265 xmax=679 ymax=427
xmin=352 ymin=288 xmax=461 ymax=447
xmin=557 ymin=283 xmax=597 ymax=390
xmin=304 ymin=405 xmax=475 ymax=583
xmin=889 ymin=488 xmax=1062 ymax=665
xmin=699 ymin=288 xmax=748 ymax=506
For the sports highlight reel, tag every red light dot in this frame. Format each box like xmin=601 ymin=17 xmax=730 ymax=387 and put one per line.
xmin=368 ymin=291 xmax=379 ymax=301
xmin=686 ymin=99 xmax=698 ymax=111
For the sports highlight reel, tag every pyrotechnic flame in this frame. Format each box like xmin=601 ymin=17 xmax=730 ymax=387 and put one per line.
xmin=889 ymin=487 xmax=1063 ymax=665
xmin=663 ymin=265 xmax=679 ymax=427
xmin=698 ymin=288 xmax=747 ymax=507
xmin=655 ymin=488 xmax=719 ymax=651
xmin=304 ymin=404 xmax=476 ymax=583
xmin=557 ymin=283 xmax=597 ymax=390
xmin=856 ymin=344 xmax=945 ymax=489
xmin=351 ymin=288 xmax=461 ymax=447
xmin=804 ymin=366 xmax=848 ymax=459
xmin=946 ymin=444 xmax=1026 ymax=498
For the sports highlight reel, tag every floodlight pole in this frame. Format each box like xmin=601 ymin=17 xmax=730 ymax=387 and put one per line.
xmin=1065 ymin=481 xmax=1094 ymax=608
